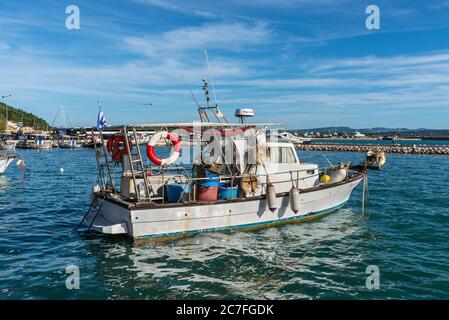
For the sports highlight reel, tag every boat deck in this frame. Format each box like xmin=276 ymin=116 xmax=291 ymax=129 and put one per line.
xmin=99 ymin=170 xmax=366 ymax=211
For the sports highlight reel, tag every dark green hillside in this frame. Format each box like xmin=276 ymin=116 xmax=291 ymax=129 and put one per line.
xmin=0 ymin=103 xmax=50 ymax=131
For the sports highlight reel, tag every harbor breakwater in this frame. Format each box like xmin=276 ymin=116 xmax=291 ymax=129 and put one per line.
xmin=297 ymin=143 xmax=449 ymax=155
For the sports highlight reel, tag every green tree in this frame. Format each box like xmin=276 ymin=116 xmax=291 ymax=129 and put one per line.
xmin=0 ymin=103 xmax=50 ymax=132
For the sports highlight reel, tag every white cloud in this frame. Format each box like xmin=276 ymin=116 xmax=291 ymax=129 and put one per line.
xmin=124 ymin=22 xmax=271 ymax=57
xmin=134 ymin=0 xmax=216 ymax=17
xmin=312 ymin=53 xmax=449 ymax=73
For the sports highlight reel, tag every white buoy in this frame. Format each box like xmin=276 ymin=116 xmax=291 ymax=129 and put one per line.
xmin=266 ymin=182 xmax=277 ymax=212
xmin=60 ymin=167 xmax=64 ymax=174
xmin=289 ymin=186 xmax=300 ymax=214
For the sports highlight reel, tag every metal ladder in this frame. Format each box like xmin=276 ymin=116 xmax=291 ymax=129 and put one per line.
xmin=94 ymin=133 xmax=116 ymax=192
xmin=122 ymin=126 xmax=152 ymax=202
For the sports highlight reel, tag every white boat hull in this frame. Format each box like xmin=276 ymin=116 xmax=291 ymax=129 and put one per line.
xmin=0 ymin=157 xmax=14 ymax=176
xmin=88 ymin=175 xmax=363 ymax=240
xmin=0 ymin=144 xmax=16 ymax=151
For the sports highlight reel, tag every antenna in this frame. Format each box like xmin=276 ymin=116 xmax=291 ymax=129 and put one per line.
xmin=179 ymin=73 xmax=201 ymax=108
xmin=202 ymin=79 xmax=211 ymax=107
xmin=204 ymin=49 xmax=217 ymax=105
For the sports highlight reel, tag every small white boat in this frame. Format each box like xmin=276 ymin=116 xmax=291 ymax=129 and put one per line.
xmin=16 ymin=134 xmax=52 ymax=150
xmin=58 ymin=137 xmax=82 ymax=149
xmin=32 ymin=136 xmax=52 ymax=150
xmin=273 ymin=131 xmax=312 ymax=145
xmin=0 ymin=154 xmax=16 ymax=176
xmin=0 ymin=142 xmax=16 ymax=151
xmin=0 ymin=135 xmax=17 ymax=151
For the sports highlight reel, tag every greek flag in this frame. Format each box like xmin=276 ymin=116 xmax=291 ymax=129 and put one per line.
xmin=96 ymin=101 xmax=108 ymax=131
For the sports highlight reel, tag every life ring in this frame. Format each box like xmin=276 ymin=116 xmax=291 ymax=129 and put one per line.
xmin=106 ymin=135 xmax=132 ymax=162
xmin=146 ymin=131 xmax=181 ymax=166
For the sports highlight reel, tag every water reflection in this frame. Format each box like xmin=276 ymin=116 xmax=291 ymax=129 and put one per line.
xmin=90 ymin=207 xmax=368 ymax=299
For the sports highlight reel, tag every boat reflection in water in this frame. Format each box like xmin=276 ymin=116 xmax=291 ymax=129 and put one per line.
xmin=89 ymin=206 xmax=367 ymax=299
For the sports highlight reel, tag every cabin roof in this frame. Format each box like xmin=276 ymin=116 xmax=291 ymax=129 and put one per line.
xmin=103 ymin=122 xmax=281 ymax=130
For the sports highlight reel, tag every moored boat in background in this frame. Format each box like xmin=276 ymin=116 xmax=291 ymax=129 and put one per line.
xmin=0 ymin=155 xmax=15 ymax=176
xmin=0 ymin=141 xmax=16 ymax=151
xmin=0 ymin=153 xmax=25 ymax=176
xmin=58 ymin=136 xmax=83 ymax=149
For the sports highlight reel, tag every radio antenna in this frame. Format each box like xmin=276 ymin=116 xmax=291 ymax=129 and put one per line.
xmin=179 ymin=73 xmax=201 ymax=108
xmin=204 ymin=49 xmax=217 ymax=105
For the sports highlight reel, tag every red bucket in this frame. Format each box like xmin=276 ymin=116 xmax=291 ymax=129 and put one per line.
xmin=196 ymin=185 xmax=218 ymax=202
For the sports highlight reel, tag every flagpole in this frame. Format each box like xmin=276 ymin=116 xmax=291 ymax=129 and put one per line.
xmin=97 ymin=100 xmax=101 ymax=134
xmin=96 ymin=100 xmax=108 ymax=133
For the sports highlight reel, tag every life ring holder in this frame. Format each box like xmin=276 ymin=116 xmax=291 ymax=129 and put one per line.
xmin=106 ymin=134 xmax=132 ymax=162
xmin=146 ymin=131 xmax=181 ymax=166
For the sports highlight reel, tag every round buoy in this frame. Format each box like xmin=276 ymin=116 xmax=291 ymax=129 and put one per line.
xmin=60 ymin=168 xmax=64 ymax=174
xmin=106 ymin=135 xmax=132 ymax=162
xmin=146 ymin=131 xmax=181 ymax=166
xmin=320 ymin=174 xmax=330 ymax=184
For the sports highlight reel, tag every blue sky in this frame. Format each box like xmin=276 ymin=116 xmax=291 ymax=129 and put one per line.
xmin=1 ymin=0 xmax=449 ymax=129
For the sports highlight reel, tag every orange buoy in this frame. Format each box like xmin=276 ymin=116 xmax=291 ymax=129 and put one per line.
xmin=106 ymin=135 xmax=132 ymax=162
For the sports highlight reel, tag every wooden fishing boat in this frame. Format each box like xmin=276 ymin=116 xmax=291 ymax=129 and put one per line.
xmin=79 ymin=82 xmax=382 ymax=241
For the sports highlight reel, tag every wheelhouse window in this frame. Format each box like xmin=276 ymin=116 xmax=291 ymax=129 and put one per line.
xmin=269 ymin=147 xmax=297 ymax=164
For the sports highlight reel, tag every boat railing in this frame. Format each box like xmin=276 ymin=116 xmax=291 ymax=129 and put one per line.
xmin=137 ymin=163 xmax=361 ymax=204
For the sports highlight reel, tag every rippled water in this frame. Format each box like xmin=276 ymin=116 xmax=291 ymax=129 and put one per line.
xmin=1 ymin=149 xmax=449 ymax=299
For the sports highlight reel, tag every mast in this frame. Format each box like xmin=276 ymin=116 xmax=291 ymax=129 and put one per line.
xmin=195 ymin=51 xmax=229 ymax=124
xmin=1 ymin=95 xmax=11 ymax=132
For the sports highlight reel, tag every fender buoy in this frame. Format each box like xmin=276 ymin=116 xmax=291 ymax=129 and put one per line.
xmin=266 ymin=182 xmax=277 ymax=212
xmin=106 ymin=135 xmax=132 ymax=162
xmin=146 ymin=131 xmax=181 ymax=166
xmin=289 ymin=186 xmax=300 ymax=214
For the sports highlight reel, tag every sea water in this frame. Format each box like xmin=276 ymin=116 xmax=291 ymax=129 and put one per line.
xmin=0 ymin=148 xmax=448 ymax=299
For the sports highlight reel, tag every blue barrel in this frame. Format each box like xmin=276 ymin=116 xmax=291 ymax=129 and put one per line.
xmin=198 ymin=170 xmax=219 ymax=187
xmin=165 ymin=183 xmax=188 ymax=202
xmin=218 ymin=186 xmax=238 ymax=200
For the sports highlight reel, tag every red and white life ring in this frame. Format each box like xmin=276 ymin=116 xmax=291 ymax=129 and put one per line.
xmin=146 ymin=131 xmax=181 ymax=166
xmin=106 ymin=135 xmax=132 ymax=162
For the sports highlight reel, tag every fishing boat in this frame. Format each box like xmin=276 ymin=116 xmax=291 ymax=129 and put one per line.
xmin=0 ymin=141 xmax=16 ymax=151
xmin=58 ymin=136 xmax=83 ymax=149
xmin=32 ymin=135 xmax=52 ymax=150
xmin=16 ymin=134 xmax=52 ymax=150
xmin=0 ymin=134 xmax=17 ymax=151
xmin=79 ymin=82 xmax=383 ymax=241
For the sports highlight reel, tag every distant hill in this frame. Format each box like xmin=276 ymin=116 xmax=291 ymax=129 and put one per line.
xmin=0 ymin=103 xmax=50 ymax=131
xmin=292 ymin=127 xmax=449 ymax=136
